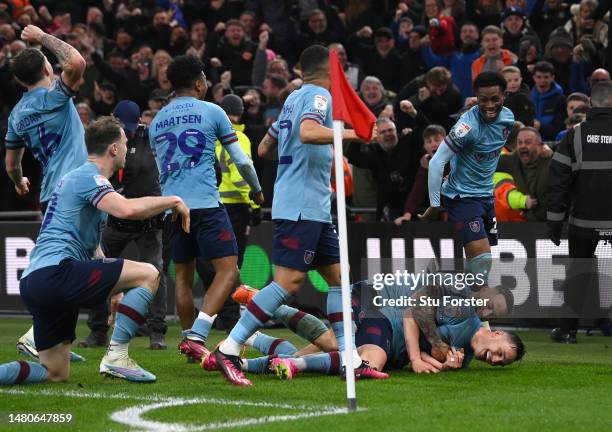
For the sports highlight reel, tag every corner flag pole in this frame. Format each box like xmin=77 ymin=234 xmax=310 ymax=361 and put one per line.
xmin=332 ymin=119 xmax=357 ymax=412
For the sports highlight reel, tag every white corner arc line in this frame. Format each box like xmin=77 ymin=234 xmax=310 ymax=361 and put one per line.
xmin=0 ymin=388 xmax=360 ymax=431
xmin=110 ymin=399 xmax=350 ymax=432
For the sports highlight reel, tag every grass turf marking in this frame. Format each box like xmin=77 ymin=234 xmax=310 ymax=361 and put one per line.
xmin=0 ymin=388 xmax=358 ymax=431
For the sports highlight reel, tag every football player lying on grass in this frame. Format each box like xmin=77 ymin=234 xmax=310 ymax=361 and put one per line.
xmin=200 ymin=281 xmax=524 ymax=378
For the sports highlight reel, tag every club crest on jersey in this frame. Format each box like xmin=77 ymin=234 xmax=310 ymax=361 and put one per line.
xmin=469 ymin=220 xmax=481 ymax=233
xmin=502 ymin=127 xmax=510 ymax=139
xmin=93 ymin=175 xmax=110 ymax=186
xmin=304 ymin=250 xmax=316 ymax=265
xmin=314 ymin=95 xmax=328 ymax=112
xmin=450 ymin=122 xmax=471 ymax=140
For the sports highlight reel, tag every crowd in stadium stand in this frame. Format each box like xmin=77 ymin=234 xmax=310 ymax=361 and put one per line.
xmin=0 ymin=0 xmax=610 ymax=222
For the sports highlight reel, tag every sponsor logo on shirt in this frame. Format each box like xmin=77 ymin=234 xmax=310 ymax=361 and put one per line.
xmin=314 ymin=95 xmax=328 ymax=112
xmin=93 ymin=175 xmax=110 ymax=186
xmin=450 ymin=122 xmax=471 ymax=140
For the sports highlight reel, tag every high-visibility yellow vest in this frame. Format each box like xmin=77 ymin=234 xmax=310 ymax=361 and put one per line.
xmin=215 ymin=123 xmax=259 ymax=209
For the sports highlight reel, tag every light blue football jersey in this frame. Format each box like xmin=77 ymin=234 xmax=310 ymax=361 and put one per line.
xmin=442 ymin=106 xmax=515 ymax=199
xmin=437 ymin=316 xmax=481 ymax=367
xmin=23 ymin=162 xmax=115 ymax=277
xmin=4 ymin=79 xmax=87 ymax=203
xmin=267 ymin=84 xmax=333 ymax=223
xmin=149 ymin=96 xmax=237 ymax=209
xmin=372 ymin=279 xmax=477 ymax=368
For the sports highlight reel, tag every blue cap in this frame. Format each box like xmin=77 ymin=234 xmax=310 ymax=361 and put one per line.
xmin=112 ymin=100 xmax=140 ymax=133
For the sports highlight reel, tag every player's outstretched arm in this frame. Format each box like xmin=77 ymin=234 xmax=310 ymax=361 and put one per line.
xmin=97 ymin=192 xmax=190 ymax=232
xmin=426 ymin=140 xmax=455 ymax=207
xmin=21 ymin=25 xmax=86 ymax=90
xmin=299 ymin=119 xmax=365 ymax=145
xmin=4 ymin=148 xmax=30 ymax=195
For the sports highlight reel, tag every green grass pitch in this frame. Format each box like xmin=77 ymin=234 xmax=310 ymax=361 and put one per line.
xmin=1 ymin=317 xmax=611 ymax=431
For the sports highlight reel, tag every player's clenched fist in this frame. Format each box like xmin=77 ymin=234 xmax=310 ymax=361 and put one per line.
xmin=14 ymin=177 xmax=30 ymax=196
xmin=21 ymin=25 xmax=45 ymax=43
xmin=431 ymin=342 xmax=450 ymax=363
xmin=172 ymin=197 xmax=191 ymax=234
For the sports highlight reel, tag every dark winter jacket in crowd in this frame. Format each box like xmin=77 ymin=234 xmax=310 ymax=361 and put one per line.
xmin=504 ymin=83 xmax=536 ymax=126
xmin=421 ymin=43 xmax=481 ymax=102
xmin=531 ymin=82 xmax=566 ymax=140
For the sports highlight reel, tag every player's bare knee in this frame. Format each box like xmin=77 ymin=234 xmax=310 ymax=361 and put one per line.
xmin=142 ymin=263 xmax=160 ymax=293
xmin=46 ymin=368 xmax=69 ymax=383
xmin=315 ymin=330 xmax=338 ymax=352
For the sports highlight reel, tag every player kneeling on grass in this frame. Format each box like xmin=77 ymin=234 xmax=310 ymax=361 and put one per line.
xmin=0 ymin=117 xmax=190 ymax=385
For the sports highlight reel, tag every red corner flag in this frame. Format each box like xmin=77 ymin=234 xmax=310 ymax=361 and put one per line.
xmin=329 ymin=50 xmax=376 ymax=141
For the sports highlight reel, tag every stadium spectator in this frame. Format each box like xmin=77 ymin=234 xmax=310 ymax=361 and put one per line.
xmin=346 ymin=117 xmax=422 ymax=221
xmin=501 ymin=7 xmax=539 ymax=56
xmin=573 ymin=66 xmax=611 ymax=96
xmin=515 ymin=33 xmax=542 ymax=88
xmin=168 ymin=24 xmax=189 ymax=57
xmin=90 ymin=50 xmax=149 ymax=108
xmin=564 ymin=0 xmax=599 ymax=44
xmin=349 ymin=26 xmax=407 ymax=92
xmin=92 ymin=81 xmax=118 ymax=116
xmin=151 ymin=49 xmax=172 ymax=79
xmin=297 ymin=9 xmax=342 ymax=51
xmin=239 ymin=10 xmax=258 ymax=41
xmin=145 ymin=8 xmax=171 ymax=52
xmin=329 ymin=42 xmax=364 ymax=90
xmin=441 ymin=0 xmax=467 ymax=23
xmin=401 ymin=25 xmax=428 ymax=85
xmin=261 ymin=73 xmax=287 ymax=126
xmin=359 ymin=76 xmax=395 ymax=119
xmin=390 ymin=4 xmax=415 ymax=53
xmin=114 ymin=27 xmax=134 ymax=58
xmin=465 ymin=0 xmax=504 ymax=30
xmin=245 ymin=0 xmax=298 ymax=64
xmin=554 ymin=92 xmax=590 ymax=141
xmin=544 ymin=28 xmax=582 ymax=95
xmin=188 ymin=20 xmax=209 ymax=60
xmin=530 ymin=0 xmax=572 ymax=44
xmin=422 ymin=21 xmax=481 ymax=102
xmin=496 ymin=127 xmax=550 ymax=221
xmin=251 ymin=35 xmax=293 ymax=88
xmin=395 ymin=124 xmax=446 ymax=225
xmin=531 ymin=60 xmax=567 ymax=140
xmin=76 ymin=102 xmax=95 ymax=127
xmin=148 ymin=89 xmax=168 ymax=112
xmin=424 ymin=0 xmax=457 ymax=56
xmin=472 ymin=25 xmax=517 ymax=79
xmin=210 ymin=19 xmax=257 ymax=87
xmin=502 ymin=65 xmax=535 ymax=126
xmin=141 ymin=109 xmax=157 ymax=126
xmin=397 ymin=66 xmax=462 ymax=131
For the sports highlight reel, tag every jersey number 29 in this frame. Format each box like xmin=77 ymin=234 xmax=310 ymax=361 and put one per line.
xmin=154 ymin=129 xmax=207 ymax=173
